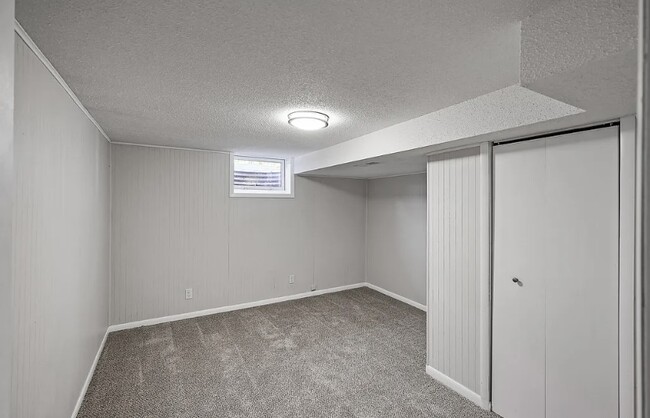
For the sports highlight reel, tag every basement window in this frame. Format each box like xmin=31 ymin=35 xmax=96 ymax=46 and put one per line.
xmin=230 ymin=155 xmax=294 ymax=198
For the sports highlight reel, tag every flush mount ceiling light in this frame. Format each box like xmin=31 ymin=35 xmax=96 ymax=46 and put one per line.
xmin=287 ymin=111 xmax=329 ymax=130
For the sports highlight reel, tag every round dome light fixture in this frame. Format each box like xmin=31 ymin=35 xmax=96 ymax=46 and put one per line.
xmin=287 ymin=111 xmax=329 ymax=130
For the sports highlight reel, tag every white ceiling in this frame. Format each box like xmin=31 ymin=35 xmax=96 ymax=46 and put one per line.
xmin=295 ymin=0 xmax=638 ymax=178
xmin=16 ymin=0 xmax=557 ymax=157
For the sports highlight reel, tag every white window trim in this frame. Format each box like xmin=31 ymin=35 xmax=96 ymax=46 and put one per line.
xmin=230 ymin=154 xmax=294 ymax=198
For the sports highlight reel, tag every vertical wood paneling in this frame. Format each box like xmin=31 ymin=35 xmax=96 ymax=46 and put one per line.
xmin=309 ymin=177 xmax=367 ymax=289
xmin=110 ymin=145 xmax=367 ymax=325
xmin=366 ymin=174 xmax=427 ymax=305
xmin=0 ymin=3 xmax=14 ymax=417
xmin=12 ymin=36 xmax=110 ymax=418
xmin=111 ymin=146 xmax=230 ymax=324
xmin=427 ymin=146 xmax=483 ymax=395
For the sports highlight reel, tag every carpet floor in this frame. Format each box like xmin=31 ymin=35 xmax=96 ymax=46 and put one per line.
xmin=78 ymin=287 xmax=497 ymax=417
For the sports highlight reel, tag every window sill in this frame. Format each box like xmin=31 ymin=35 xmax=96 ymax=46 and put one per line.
xmin=229 ymin=190 xmax=295 ymax=198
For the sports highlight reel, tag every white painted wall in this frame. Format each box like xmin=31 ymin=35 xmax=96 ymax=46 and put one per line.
xmin=110 ymin=144 xmax=366 ymax=325
xmin=0 ymin=2 xmax=14 ymax=417
xmin=366 ymin=174 xmax=426 ymax=306
xmin=12 ymin=35 xmax=110 ymax=418
xmin=641 ymin=1 xmax=650 ymax=412
xmin=426 ymin=146 xmax=487 ymax=404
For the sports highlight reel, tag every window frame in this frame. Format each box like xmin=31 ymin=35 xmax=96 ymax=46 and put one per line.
xmin=229 ymin=154 xmax=294 ymax=198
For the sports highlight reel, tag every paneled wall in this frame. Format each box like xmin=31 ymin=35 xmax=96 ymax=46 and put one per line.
xmin=0 ymin=2 xmax=14 ymax=416
xmin=12 ymin=35 xmax=110 ymax=417
xmin=426 ymin=145 xmax=490 ymax=406
xmin=111 ymin=144 xmax=366 ymax=325
xmin=366 ymin=174 xmax=426 ymax=306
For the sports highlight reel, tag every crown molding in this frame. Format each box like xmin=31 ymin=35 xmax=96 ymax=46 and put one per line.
xmin=14 ymin=20 xmax=111 ymax=143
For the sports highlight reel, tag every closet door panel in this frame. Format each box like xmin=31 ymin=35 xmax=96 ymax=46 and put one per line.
xmin=492 ymin=139 xmax=546 ymax=418
xmin=545 ymin=128 xmax=619 ymax=418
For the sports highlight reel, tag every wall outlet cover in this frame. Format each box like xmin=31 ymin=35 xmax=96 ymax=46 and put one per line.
xmin=185 ymin=288 xmax=193 ymax=300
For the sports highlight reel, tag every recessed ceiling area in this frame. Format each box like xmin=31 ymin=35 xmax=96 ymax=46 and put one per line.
xmin=15 ymin=0 xmax=637 ymax=175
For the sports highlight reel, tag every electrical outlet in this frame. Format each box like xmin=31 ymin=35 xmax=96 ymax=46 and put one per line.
xmin=185 ymin=288 xmax=193 ymax=300
xmin=289 ymin=274 xmax=295 ymax=284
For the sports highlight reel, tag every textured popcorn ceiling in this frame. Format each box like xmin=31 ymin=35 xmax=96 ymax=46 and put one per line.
xmin=520 ymin=0 xmax=638 ymax=121
xmin=520 ymin=0 xmax=637 ymax=83
xmin=295 ymin=85 xmax=584 ymax=176
xmin=16 ymin=0 xmax=637 ymax=176
xmin=296 ymin=0 xmax=638 ymax=177
xmin=16 ymin=0 xmax=554 ymax=157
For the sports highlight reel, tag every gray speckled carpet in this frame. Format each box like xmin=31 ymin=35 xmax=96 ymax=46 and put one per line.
xmin=78 ymin=287 xmax=497 ymax=417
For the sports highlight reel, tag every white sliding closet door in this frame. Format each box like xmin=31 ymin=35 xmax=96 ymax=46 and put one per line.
xmin=492 ymin=127 xmax=619 ymax=418
xmin=492 ymin=139 xmax=547 ymax=418
xmin=544 ymin=129 xmax=619 ymax=417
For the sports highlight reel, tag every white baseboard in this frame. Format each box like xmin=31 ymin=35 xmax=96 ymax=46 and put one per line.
xmin=72 ymin=329 xmax=109 ymax=418
xmin=364 ymin=282 xmax=427 ymax=311
xmin=108 ymin=283 xmax=366 ymax=332
xmin=426 ymin=365 xmax=490 ymax=410
xmin=108 ymin=282 xmax=426 ymax=333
